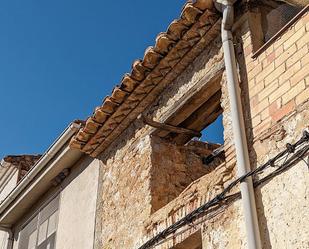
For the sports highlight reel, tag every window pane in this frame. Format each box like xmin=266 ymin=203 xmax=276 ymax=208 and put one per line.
xmin=38 ymin=218 xmax=48 ymax=244
xmin=19 ymin=215 xmax=38 ymax=249
xmin=37 ymin=233 xmax=56 ymax=249
xmin=27 ymin=230 xmax=37 ymax=249
xmin=261 ymin=3 xmax=302 ymax=42
xmin=37 ymin=196 xmax=59 ymax=246
xmin=47 ymin=211 xmax=58 ymax=237
xmin=19 ymin=196 xmax=59 ymax=249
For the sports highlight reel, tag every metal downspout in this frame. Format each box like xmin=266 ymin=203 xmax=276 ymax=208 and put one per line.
xmin=215 ymin=1 xmax=262 ymax=248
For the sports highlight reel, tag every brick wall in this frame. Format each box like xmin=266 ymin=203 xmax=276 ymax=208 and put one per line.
xmin=243 ymin=10 xmax=309 ymax=138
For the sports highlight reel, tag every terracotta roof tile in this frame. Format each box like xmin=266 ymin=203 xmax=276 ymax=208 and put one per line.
xmin=3 ymin=155 xmax=42 ymax=181
xmin=70 ymin=0 xmax=221 ymax=156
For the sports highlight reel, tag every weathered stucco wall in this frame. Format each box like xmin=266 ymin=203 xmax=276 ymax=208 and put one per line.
xmin=55 ymin=156 xmax=100 ymax=249
xmin=253 ymin=106 xmax=309 ymax=249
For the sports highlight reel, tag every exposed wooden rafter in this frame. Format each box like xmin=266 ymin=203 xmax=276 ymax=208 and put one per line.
xmin=141 ymin=115 xmax=201 ymax=137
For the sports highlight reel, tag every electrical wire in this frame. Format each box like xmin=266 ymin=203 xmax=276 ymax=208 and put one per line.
xmin=138 ymin=130 xmax=309 ymax=249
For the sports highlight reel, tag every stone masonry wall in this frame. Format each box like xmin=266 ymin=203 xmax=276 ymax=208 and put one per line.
xmin=139 ymin=9 xmax=309 ymax=249
xmin=150 ymin=136 xmax=217 ymax=213
xmin=141 ymin=71 xmax=246 ymax=249
xmin=94 ymin=124 xmax=153 ymax=249
xmin=93 ymin=36 xmax=241 ymax=249
xmin=94 ymin=9 xmax=309 ymax=249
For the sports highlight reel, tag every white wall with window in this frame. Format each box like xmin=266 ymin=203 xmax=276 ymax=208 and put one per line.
xmin=10 ymin=157 xmax=100 ymax=249
xmin=18 ymin=196 xmax=59 ymax=249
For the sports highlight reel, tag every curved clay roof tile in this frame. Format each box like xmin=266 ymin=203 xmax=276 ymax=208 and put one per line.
xmin=167 ymin=20 xmax=189 ymax=41
xmin=131 ymin=60 xmax=150 ymax=81
xmin=69 ymin=137 xmax=85 ymax=150
xmin=181 ymin=3 xmax=203 ymax=24
xmin=154 ymin=33 xmax=176 ymax=55
xmin=193 ymin=0 xmax=214 ymax=10
xmin=76 ymin=129 xmax=93 ymax=142
xmin=93 ymin=107 xmax=110 ymax=124
xmin=70 ymin=0 xmax=220 ymax=155
xmin=120 ymin=74 xmax=139 ymax=93
xmin=84 ymin=118 xmax=101 ymax=134
xmin=101 ymin=97 xmax=119 ymax=114
xmin=111 ymin=87 xmax=128 ymax=104
xmin=142 ymin=47 xmax=163 ymax=69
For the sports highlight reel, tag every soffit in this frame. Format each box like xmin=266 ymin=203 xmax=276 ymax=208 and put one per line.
xmin=70 ymin=0 xmax=221 ymax=157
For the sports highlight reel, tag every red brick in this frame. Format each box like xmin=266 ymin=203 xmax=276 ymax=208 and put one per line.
xmin=269 ymin=99 xmax=282 ymax=116
xmin=271 ymin=100 xmax=295 ymax=122
xmin=244 ymin=45 xmax=253 ymax=57
xmin=250 ymin=95 xmax=259 ymax=108
xmin=267 ymin=51 xmax=276 ymax=64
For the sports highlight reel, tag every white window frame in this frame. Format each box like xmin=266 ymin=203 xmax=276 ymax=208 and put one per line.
xmin=18 ymin=195 xmax=59 ymax=249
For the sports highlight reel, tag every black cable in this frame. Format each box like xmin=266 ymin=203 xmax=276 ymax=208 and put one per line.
xmin=138 ymin=130 xmax=309 ymax=249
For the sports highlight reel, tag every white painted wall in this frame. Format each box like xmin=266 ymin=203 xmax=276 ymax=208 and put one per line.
xmin=8 ymin=156 xmax=100 ymax=249
xmin=0 ymin=165 xmax=18 ymax=249
xmin=0 ymin=167 xmax=18 ymax=204
xmin=55 ymin=157 xmax=100 ymax=249
xmin=0 ymin=231 xmax=9 ymax=249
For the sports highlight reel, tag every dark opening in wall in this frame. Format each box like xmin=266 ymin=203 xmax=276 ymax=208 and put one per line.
xmin=152 ymin=73 xmax=224 ymax=147
xmin=173 ymin=230 xmax=202 ymax=249
xmin=149 ymin=73 xmax=225 ymax=213
xmin=260 ymin=1 xmax=303 ymax=42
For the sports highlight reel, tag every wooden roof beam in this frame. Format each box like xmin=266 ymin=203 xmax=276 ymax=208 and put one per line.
xmin=141 ymin=115 xmax=201 ymax=137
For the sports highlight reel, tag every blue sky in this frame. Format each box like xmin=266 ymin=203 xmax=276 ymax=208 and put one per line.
xmin=0 ymin=0 xmax=223 ymax=159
